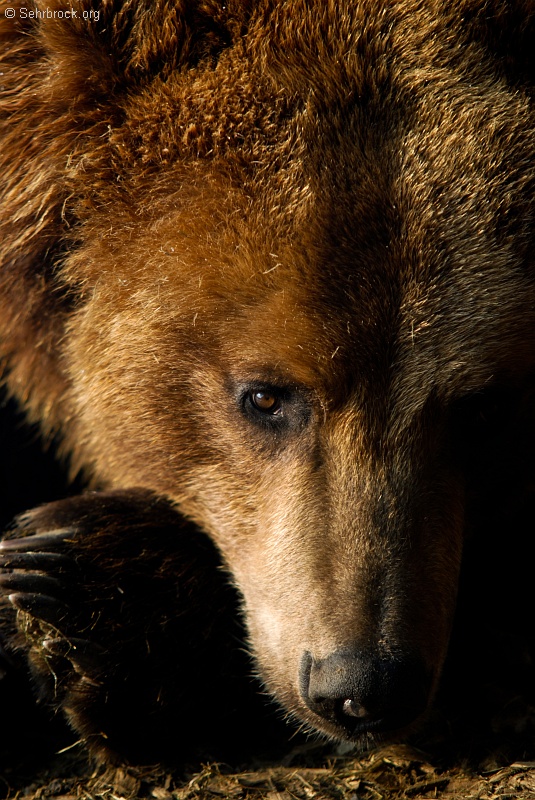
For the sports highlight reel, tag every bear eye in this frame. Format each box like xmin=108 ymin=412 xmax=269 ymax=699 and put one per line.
xmin=237 ymin=381 xmax=311 ymax=433
xmin=249 ymin=390 xmax=282 ymax=415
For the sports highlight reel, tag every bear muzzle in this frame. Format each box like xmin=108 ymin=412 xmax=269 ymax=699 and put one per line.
xmin=299 ymin=647 xmax=432 ymax=738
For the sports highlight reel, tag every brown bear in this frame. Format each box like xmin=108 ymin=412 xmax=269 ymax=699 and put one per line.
xmin=0 ymin=0 xmax=534 ymax=766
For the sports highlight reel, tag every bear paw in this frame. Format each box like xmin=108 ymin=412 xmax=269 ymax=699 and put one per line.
xmin=0 ymin=490 xmax=247 ymax=764
xmin=0 ymin=529 xmax=106 ymax=692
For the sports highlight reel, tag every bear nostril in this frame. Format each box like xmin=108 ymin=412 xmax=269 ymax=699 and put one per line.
xmin=341 ymin=697 xmax=369 ymax=719
xmin=299 ymin=648 xmax=430 ymax=736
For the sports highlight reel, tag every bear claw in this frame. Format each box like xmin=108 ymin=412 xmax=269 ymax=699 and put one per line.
xmin=0 ymin=551 xmax=71 ymax=570
xmin=0 ymin=573 xmax=63 ymax=595
xmin=0 ymin=529 xmax=75 ymax=552
xmin=7 ymin=592 xmax=69 ymax=626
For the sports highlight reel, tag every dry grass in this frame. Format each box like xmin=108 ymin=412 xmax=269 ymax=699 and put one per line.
xmin=5 ymin=740 xmax=535 ymax=800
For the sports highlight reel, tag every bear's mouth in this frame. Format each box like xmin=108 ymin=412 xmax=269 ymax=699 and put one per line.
xmin=303 ymin=695 xmax=429 ymax=742
xmin=335 ymin=698 xmax=428 ymax=739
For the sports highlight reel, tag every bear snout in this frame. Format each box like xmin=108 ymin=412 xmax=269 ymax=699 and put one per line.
xmin=299 ymin=648 xmax=431 ymax=738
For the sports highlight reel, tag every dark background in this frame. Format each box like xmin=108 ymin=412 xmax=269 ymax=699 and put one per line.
xmin=0 ymin=388 xmax=81 ymax=531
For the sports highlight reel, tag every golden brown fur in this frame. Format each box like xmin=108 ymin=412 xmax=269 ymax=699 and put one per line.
xmin=1 ymin=0 xmax=534 ymax=760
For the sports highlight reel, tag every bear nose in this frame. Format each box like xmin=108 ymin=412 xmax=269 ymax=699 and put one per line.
xmin=299 ymin=648 xmax=430 ymax=735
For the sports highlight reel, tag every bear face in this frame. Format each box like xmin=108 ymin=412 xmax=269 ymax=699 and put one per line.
xmin=1 ymin=0 xmax=534 ymax=755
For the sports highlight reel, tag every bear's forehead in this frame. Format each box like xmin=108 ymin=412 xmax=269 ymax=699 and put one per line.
xmin=87 ymin=135 xmax=534 ymax=408
xmin=161 ymin=237 xmax=533 ymax=412
xmin=71 ymin=0 xmax=535 ymax=408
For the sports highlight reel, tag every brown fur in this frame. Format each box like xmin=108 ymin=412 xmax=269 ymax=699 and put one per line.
xmin=1 ymin=0 xmax=535 ymax=754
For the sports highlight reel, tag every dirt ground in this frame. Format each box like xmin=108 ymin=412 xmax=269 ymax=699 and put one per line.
xmin=3 ymin=741 xmax=535 ymax=800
